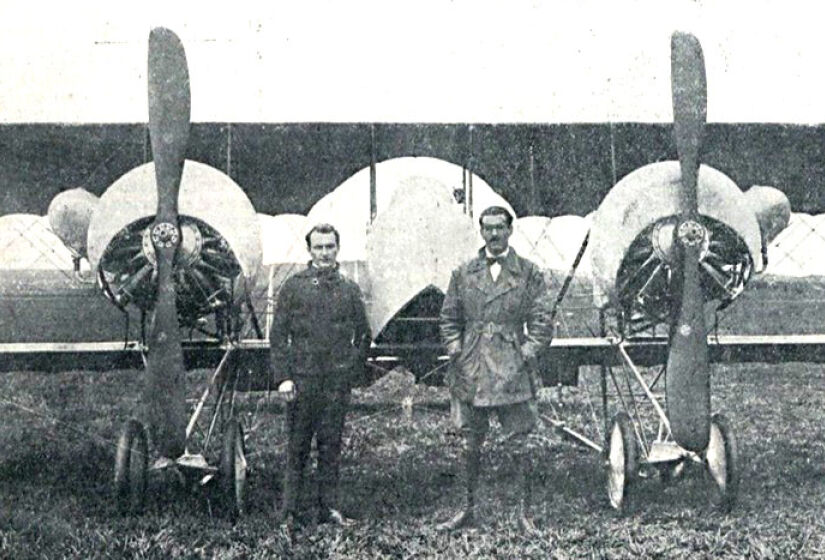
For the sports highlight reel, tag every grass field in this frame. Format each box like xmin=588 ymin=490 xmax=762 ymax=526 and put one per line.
xmin=0 ymin=278 xmax=824 ymax=558
xmin=1 ymin=355 xmax=825 ymax=559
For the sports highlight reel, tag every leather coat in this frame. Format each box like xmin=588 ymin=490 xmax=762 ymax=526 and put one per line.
xmin=439 ymin=249 xmax=552 ymax=406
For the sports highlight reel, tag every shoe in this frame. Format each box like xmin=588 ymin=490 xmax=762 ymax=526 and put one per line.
xmin=280 ymin=513 xmax=296 ymax=545
xmin=517 ymin=511 xmax=539 ymax=537
xmin=320 ymin=508 xmax=355 ymax=527
xmin=436 ymin=509 xmax=475 ymax=532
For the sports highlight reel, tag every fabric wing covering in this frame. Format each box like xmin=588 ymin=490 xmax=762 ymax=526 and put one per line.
xmin=365 ymin=176 xmax=477 ymax=336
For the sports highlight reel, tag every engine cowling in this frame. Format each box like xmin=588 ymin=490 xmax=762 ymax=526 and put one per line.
xmin=86 ymin=160 xmax=261 ymax=326
xmin=589 ymin=161 xmax=789 ymax=331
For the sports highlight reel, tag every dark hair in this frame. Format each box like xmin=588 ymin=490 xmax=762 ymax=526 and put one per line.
xmin=305 ymin=223 xmax=340 ymax=248
xmin=478 ymin=206 xmax=514 ymax=228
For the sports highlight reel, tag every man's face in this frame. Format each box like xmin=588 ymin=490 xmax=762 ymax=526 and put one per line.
xmin=480 ymin=214 xmax=512 ymax=255
xmin=308 ymin=231 xmax=339 ymax=268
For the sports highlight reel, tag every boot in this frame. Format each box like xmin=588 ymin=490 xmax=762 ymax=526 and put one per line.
xmin=319 ymin=507 xmax=355 ymax=527
xmin=280 ymin=512 xmax=296 ymax=546
xmin=517 ymin=454 xmax=539 ymax=537
xmin=437 ymin=508 xmax=475 ymax=532
xmin=437 ymin=434 xmax=480 ymax=532
xmin=517 ymin=505 xmax=538 ymax=536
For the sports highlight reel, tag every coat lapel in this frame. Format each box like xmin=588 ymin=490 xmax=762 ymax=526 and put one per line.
xmin=485 ymin=249 xmax=523 ymax=303
xmin=466 ymin=253 xmax=494 ymax=296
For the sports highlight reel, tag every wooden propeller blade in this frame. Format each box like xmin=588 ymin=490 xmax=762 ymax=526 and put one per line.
xmin=666 ymin=31 xmax=711 ymax=452
xmin=148 ymin=27 xmax=190 ymax=222
xmin=671 ymin=31 xmax=706 ymax=216
xmin=666 ymin=242 xmax=710 ymax=451
xmin=144 ymin=27 xmax=190 ymax=459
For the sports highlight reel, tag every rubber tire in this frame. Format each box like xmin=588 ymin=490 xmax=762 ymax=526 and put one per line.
xmin=706 ymin=413 xmax=739 ymax=512
xmin=606 ymin=412 xmax=639 ymax=512
xmin=219 ymin=418 xmax=247 ymax=520
xmin=114 ymin=418 xmax=148 ymax=514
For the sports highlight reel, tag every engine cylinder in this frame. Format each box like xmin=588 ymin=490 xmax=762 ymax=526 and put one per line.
xmin=588 ymin=161 xmax=764 ymax=331
xmin=87 ymin=160 xmax=261 ymax=325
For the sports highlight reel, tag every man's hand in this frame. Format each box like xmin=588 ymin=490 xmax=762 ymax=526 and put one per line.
xmin=278 ymin=379 xmax=296 ymax=402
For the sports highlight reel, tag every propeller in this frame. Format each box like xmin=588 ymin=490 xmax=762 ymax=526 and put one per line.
xmin=144 ymin=27 xmax=191 ymax=458
xmin=665 ymin=31 xmax=711 ymax=452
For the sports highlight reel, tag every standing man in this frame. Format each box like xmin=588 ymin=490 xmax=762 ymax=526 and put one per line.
xmin=270 ymin=223 xmax=371 ymax=532
xmin=438 ymin=206 xmax=552 ymax=534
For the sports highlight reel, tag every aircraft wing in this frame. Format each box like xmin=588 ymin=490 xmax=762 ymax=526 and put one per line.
xmin=546 ymin=334 xmax=825 ymax=368
xmin=2 ymin=334 xmax=824 ymax=376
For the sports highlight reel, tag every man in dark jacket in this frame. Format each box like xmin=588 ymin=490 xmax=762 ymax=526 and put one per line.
xmin=438 ymin=206 xmax=552 ymax=534
xmin=270 ymin=223 xmax=371 ymax=532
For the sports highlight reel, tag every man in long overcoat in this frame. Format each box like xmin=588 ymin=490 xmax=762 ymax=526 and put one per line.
xmin=270 ymin=223 xmax=371 ymax=534
xmin=438 ymin=205 xmax=552 ymax=533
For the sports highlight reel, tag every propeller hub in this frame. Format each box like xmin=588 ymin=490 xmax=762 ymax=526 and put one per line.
xmin=151 ymin=222 xmax=179 ymax=248
xmin=651 ymin=217 xmax=708 ymax=263
xmin=142 ymin=221 xmax=202 ymax=268
xmin=676 ymin=219 xmax=707 ymax=250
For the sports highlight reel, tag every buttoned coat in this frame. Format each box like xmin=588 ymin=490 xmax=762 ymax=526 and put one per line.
xmin=439 ymin=248 xmax=552 ymax=406
xmin=270 ymin=265 xmax=371 ymax=393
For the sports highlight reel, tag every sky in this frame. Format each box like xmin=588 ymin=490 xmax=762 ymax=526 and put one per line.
xmin=1 ymin=0 xmax=824 ymax=123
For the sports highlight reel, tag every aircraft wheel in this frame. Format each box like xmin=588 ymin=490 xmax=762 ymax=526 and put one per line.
xmin=706 ymin=413 xmax=739 ymax=512
xmin=114 ymin=418 xmax=148 ymax=514
xmin=219 ymin=418 xmax=247 ymax=520
xmin=606 ymin=412 xmax=638 ymax=512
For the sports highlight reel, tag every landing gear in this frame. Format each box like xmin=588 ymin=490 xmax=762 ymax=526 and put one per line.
xmin=706 ymin=413 xmax=739 ymax=512
xmin=114 ymin=419 xmax=148 ymax=514
xmin=655 ymin=460 xmax=685 ymax=484
xmin=606 ymin=412 xmax=638 ymax=512
xmin=111 ymin=340 xmax=261 ymax=518
xmin=219 ymin=418 xmax=247 ymax=520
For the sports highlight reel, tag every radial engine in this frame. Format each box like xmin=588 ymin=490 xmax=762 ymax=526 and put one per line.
xmin=50 ymin=160 xmax=261 ymax=330
xmin=588 ymin=161 xmax=790 ymax=334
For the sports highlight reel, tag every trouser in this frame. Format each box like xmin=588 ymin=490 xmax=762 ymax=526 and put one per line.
xmin=282 ymin=382 xmax=349 ymax=517
xmin=452 ymin=398 xmax=540 ymax=511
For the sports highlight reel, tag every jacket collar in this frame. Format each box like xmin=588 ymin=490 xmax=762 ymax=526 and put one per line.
xmin=467 ymin=247 xmax=522 ymax=276
xmin=465 ymin=247 xmax=525 ymax=302
xmin=304 ymin=262 xmax=341 ymax=280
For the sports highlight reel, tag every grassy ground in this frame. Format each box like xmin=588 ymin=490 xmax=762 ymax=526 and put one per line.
xmin=1 ymin=359 xmax=825 ymax=559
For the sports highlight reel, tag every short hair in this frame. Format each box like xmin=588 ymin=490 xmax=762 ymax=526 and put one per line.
xmin=478 ymin=206 xmax=514 ymax=228
xmin=305 ymin=223 xmax=340 ymax=248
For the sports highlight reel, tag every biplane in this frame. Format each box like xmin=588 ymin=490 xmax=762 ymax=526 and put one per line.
xmin=0 ymin=25 xmax=823 ymax=520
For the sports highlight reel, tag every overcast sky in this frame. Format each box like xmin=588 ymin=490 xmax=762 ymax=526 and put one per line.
xmin=1 ymin=0 xmax=823 ymax=123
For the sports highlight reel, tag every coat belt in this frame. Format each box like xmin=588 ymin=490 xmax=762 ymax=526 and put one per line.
xmin=467 ymin=320 xmax=523 ymax=339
